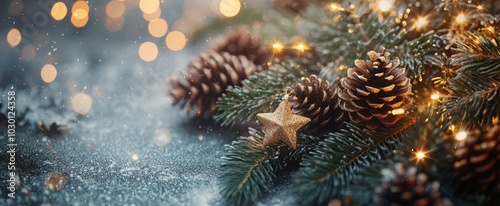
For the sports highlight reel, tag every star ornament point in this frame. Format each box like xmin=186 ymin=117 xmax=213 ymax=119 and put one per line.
xmin=256 ymin=99 xmax=310 ymax=149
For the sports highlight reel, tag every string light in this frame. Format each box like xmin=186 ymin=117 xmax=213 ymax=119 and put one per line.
xmin=411 ymin=148 xmax=430 ymax=164
xmin=329 ymin=3 xmax=344 ymax=11
xmin=391 ymin=108 xmax=406 ymax=115
xmin=378 ymin=0 xmax=391 ymax=12
xmin=430 ymin=93 xmax=440 ymax=100
xmin=272 ymin=42 xmax=283 ymax=52
xmin=415 ymin=151 xmax=426 ymax=159
xmin=294 ymin=43 xmax=307 ymax=52
xmin=455 ymin=131 xmax=467 ymax=141
xmin=456 ymin=13 xmax=466 ymax=24
xmin=477 ymin=5 xmax=483 ymax=10
xmin=414 ymin=16 xmax=428 ymax=31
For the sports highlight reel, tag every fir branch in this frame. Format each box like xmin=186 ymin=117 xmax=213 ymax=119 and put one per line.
xmin=442 ymin=30 xmax=500 ymax=128
xmin=291 ymin=113 xmax=417 ymax=205
xmin=214 ymin=62 xmax=307 ymax=126
xmin=220 ymin=128 xmax=321 ymax=206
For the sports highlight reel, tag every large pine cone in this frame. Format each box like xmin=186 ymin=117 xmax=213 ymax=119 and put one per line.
xmin=169 ymin=51 xmax=264 ymax=117
xmin=289 ymin=75 xmax=346 ymax=135
xmin=374 ymin=163 xmax=449 ymax=206
xmin=338 ymin=48 xmax=412 ymax=130
xmin=209 ymin=26 xmax=270 ymax=67
xmin=454 ymin=125 xmax=500 ymax=194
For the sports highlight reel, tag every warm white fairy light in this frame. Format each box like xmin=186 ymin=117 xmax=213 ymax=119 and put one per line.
xmin=415 ymin=151 xmax=426 ymax=159
xmin=378 ymin=0 xmax=391 ymax=12
xmin=272 ymin=42 xmax=283 ymax=52
xmin=294 ymin=43 xmax=306 ymax=52
xmin=329 ymin=3 xmax=344 ymax=12
xmin=456 ymin=13 xmax=466 ymax=24
xmin=430 ymin=93 xmax=440 ymax=100
xmin=455 ymin=131 xmax=467 ymax=141
xmin=391 ymin=108 xmax=406 ymax=115
xmin=414 ymin=16 xmax=428 ymax=30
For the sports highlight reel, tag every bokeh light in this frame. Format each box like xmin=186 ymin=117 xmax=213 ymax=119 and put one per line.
xmin=139 ymin=0 xmax=160 ymax=14
xmin=73 ymin=8 xmax=88 ymax=20
xmin=51 ymin=2 xmax=68 ymax=21
xmin=71 ymin=93 xmax=93 ymax=115
xmin=148 ymin=18 xmax=168 ymax=37
xmin=72 ymin=1 xmax=89 ymax=13
xmin=138 ymin=42 xmax=158 ymax=62
xmin=430 ymin=93 xmax=440 ymax=100
xmin=456 ymin=13 xmax=466 ymax=24
xmin=9 ymin=0 xmax=24 ymax=16
xmin=41 ymin=64 xmax=58 ymax=83
xmin=455 ymin=131 xmax=467 ymax=141
xmin=165 ymin=31 xmax=187 ymax=51
xmin=21 ymin=44 xmax=36 ymax=61
xmin=106 ymin=1 xmax=126 ymax=18
xmin=7 ymin=28 xmax=22 ymax=47
xmin=143 ymin=7 xmax=161 ymax=21
xmin=105 ymin=17 xmax=124 ymax=32
xmin=131 ymin=153 xmax=139 ymax=161
xmin=71 ymin=14 xmax=89 ymax=28
xmin=153 ymin=128 xmax=172 ymax=146
xmin=71 ymin=0 xmax=89 ymax=27
xmin=378 ymin=0 xmax=391 ymax=12
xmin=219 ymin=0 xmax=241 ymax=18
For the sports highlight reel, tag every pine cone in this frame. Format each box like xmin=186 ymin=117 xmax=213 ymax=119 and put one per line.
xmin=209 ymin=26 xmax=270 ymax=67
xmin=271 ymin=0 xmax=309 ymax=13
xmin=374 ymin=163 xmax=449 ymax=206
xmin=169 ymin=51 xmax=264 ymax=117
xmin=338 ymin=48 xmax=412 ymax=130
xmin=454 ymin=125 xmax=500 ymax=194
xmin=289 ymin=75 xmax=346 ymax=135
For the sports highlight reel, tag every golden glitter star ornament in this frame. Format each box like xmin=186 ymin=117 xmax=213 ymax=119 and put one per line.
xmin=256 ymin=95 xmax=311 ymax=149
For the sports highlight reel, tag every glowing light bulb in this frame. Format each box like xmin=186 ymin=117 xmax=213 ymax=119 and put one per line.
xmin=456 ymin=131 xmax=467 ymax=141
xmin=415 ymin=151 xmax=426 ymax=159
xmin=329 ymin=3 xmax=344 ymax=11
xmin=430 ymin=93 xmax=440 ymax=100
xmin=391 ymin=108 xmax=406 ymax=115
xmin=272 ymin=42 xmax=283 ymax=52
xmin=295 ymin=43 xmax=306 ymax=52
xmin=414 ymin=16 xmax=428 ymax=30
xmin=378 ymin=0 xmax=391 ymax=12
xmin=456 ymin=13 xmax=466 ymax=24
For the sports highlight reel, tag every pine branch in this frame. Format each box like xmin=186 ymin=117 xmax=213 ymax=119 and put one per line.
xmin=291 ymin=113 xmax=417 ymax=205
xmin=214 ymin=62 xmax=308 ymax=126
xmin=220 ymin=128 xmax=321 ymax=206
xmin=442 ymin=30 xmax=500 ymax=128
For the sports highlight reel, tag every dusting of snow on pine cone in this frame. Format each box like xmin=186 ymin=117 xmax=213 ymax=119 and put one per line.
xmin=338 ymin=48 xmax=412 ymax=130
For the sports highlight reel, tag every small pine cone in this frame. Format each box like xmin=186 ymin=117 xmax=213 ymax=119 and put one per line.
xmin=271 ymin=0 xmax=309 ymax=13
xmin=338 ymin=48 xmax=412 ymax=130
xmin=289 ymin=75 xmax=346 ymax=135
xmin=374 ymin=163 xmax=449 ymax=206
xmin=454 ymin=125 xmax=500 ymax=194
xmin=169 ymin=51 xmax=264 ymax=117
xmin=209 ymin=26 xmax=270 ymax=67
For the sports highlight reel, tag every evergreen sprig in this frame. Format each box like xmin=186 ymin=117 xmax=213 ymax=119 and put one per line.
xmin=309 ymin=6 xmax=437 ymax=79
xmin=214 ymin=62 xmax=308 ymax=126
xmin=442 ymin=30 xmax=500 ymax=128
xmin=291 ymin=113 xmax=417 ymax=205
xmin=220 ymin=128 xmax=321 ymax=206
